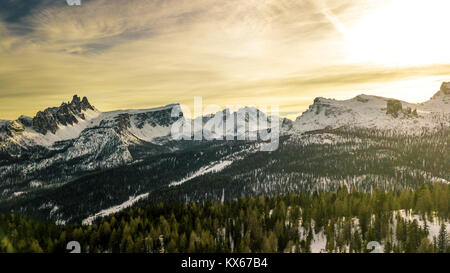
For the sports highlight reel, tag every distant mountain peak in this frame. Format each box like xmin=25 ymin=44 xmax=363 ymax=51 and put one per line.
xmin=294 ymin=83 xmax=450 ymax=133
xmin=32 ymin=94 xmax=96 ymax=135
xmin=72 ymin=94 xmax=81 ymax=103
xmin=429 ymin=81 xmax=450 ymax=101
xmin=437 ymin=82 xmax=450 ymax=96
xmin=440 ymin=82 xmax=450 ymax=93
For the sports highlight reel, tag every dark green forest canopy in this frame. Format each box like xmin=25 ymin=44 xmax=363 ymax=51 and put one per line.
xmin=1 ymin=184 xmax=448 ymax=253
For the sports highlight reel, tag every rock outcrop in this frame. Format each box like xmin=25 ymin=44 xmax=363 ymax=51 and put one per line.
xmin=32 ymin=95 xmax=94 ymax=134
xmin=440 ymin=82 xmax=450 ymax=94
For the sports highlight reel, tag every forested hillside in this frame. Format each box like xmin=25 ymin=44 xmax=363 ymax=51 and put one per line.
xmin=1 ymin=128 xmax=448 ymax=225
xmin=1 ymin=183 xmax=448 ymax=253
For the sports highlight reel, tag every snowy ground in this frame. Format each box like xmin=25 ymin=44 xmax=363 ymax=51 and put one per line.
xmin=82 ymin=193 xmax=149 ymax=225
xmin=169 ymin=160 xmax=234 ymax=187
xmin=395 ymin=209 xmax=450 ymax=241
xmin=304 ymin=210 xmax=449 ymax=253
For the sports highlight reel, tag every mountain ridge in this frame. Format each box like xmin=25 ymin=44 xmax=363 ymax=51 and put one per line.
xmin=2 ymin=81 xmax=449 ymax=124
xmin=293 ymin=83 xmax=449 ymax=134
xmin=0 ymin=84 xmax=448 ymax=224
xmin=1 ymin=83 xmax=448 ymax=163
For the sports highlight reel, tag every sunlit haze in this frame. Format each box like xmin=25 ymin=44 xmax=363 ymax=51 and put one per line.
xmin=1 ymin=0 xmax=449 ymax=120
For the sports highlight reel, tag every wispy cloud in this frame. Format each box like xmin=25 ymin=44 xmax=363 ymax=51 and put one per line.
xmin=0 ymin=0 xmax=448 ymax=120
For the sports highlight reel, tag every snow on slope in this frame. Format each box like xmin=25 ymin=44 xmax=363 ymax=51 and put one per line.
xmin=127 ymin=123 xmax=171 ymax=143
xmin=0 ymin=102 xmax=187 ymax=195
xmin=86 ymin=104 xmax=180 ymax=143
xmin=301 ymin=210 xmax=449 ymax=253
xmin=7 ymin=83 xmax=447 ymax=150
xmin=82 ymin=193 xmax=149 ymax=225
xmin=422 ymin=89 xmax=450 ymax=113
xmin=2 ymin=103 xmax=180 ymax=151
xmin=94 ymin=104 xmax=179 ymax=118
xmin=190 ymin=106 xmax=275 ymax=139
xmin=293 ymin=90 xmax=449 ymax=134
xmin=169 ymin=160 xmax=234 ymax=187
xmin=396 ymin=210 xmax=450 ymax=242
xmin=81 ymin=144 xmax=254 ymax=225
xmin=11 ymin=109 xmax=101 ymax=147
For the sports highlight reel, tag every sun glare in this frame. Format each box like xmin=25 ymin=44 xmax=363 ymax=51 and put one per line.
xmin=345 ymin=0 xmax=450 ymax=66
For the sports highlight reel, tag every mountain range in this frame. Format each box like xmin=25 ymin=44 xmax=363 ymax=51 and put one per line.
xmin=0 ymin=82 xmax=448 ymax=224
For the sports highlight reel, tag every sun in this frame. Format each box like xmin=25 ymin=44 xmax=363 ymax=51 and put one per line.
xmin=344 ymin=0 xmax=450 ymax=66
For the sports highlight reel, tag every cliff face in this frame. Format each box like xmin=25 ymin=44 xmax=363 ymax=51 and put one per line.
xmin=441 ymin=82 xmax=450 ymax=95
xmin=32 ymin=95 xmax=94 ymax=135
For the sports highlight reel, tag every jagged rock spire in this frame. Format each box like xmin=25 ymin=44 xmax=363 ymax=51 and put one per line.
xmin=72 ymin=94 xmax=81 ymax=104
xmin=32 ymin=94 xmax=95 ymax=135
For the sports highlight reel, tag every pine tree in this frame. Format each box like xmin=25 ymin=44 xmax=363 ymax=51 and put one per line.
xmin=167 ymin=238 xmax=178 ymax=253
xmin=437 ymin=224 xmax=448 ymax=253
xmin=417 ymin=237 xmax=434 ymax=253
xmin=384 ymin=240 xmax=392 ymax=253
xmin=188 ymin=231 xmax=197 ymax=253
xmin=29 ymin=240 xmax=43 ymax=253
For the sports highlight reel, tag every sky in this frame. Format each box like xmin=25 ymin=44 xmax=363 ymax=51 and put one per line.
xmin=0 ymin=0 xmax=449 ymax=120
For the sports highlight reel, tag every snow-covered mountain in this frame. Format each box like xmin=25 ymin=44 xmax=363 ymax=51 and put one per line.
xmin=0 ymin=96 xmax=182 ymax=152
xmin=192 ymin=106 xmax=293 ymax=139
xmin=1 ymin=83 xmax=449 ymax=190
xmin=0 ymin=96 xmax=281 ymax=197
xmin=0 ymin=96 xmax=186 ymax=195
xmin=3 ymin=82 xmax=447 ymax=157
xmin=0 ymin=98 xmax=282 ymax=156
xmin=293 ymin=82 xmax=449 ymax=134
xmin=0 ymin=83 xmax=449 ymax=224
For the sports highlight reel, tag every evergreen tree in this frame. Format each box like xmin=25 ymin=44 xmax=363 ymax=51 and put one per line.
xmin=437 ymin=224 xmax=448 ymax=253
xmin=417 ymin=237 xmax=433 ymax=253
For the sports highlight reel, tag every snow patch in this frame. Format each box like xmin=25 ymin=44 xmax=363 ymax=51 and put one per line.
xmin=82 ymin=193 xmax=149 ymax=225
xmin=29 ymin=181 xmax=42 ymax=188
xmin=169 ymin=160 xmax=234 ymax=187
xmin=128 ymin=122 xmax=171 ymax=143
xmin=12 ymin=109 xmax=101 ymax=147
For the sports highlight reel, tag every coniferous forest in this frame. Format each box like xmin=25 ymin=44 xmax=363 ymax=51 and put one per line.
xmin=1 ymin=129 xmax=448 ymax=226
xmin=1 ymin=0 xmax=450 ymax=261
xmin=1 ymin=183 xmax=448 ymax=253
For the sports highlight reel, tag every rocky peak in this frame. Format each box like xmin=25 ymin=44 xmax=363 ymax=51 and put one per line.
xmin=440 ymin=82 xmax=450 ymax=95
xmin=68 ymin=95 xmax=94 ymax=112
xmin=72 ymin=94 xmax=81 ymax=104
xmin=81 ymin=96 xmax=92 ymax=109
xmin=32 ymin=94 xmax=95 ymax=135
xmin=313 ymin=97 xmax=327 ymax=104
xmin=430 ymin=82 xmax=450 ymax=100
xmin=8 ymin=120 xmax=25 ymax=134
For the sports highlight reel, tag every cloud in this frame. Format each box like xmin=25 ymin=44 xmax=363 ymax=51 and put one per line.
xmin=0 ymin=0 xmax=448 ymax=120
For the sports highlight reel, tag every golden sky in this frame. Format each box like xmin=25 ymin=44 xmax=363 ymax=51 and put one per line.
xmin=1 ymin=0 xmax=449 ymax=120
